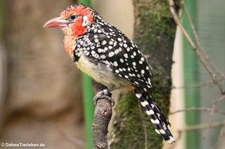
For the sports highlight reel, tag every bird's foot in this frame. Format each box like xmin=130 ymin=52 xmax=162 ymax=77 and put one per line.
xmin=93 ymin=89 xmax=114 ymax=106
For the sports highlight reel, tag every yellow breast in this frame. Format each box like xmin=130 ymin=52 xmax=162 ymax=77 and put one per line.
xmin=75 ymin=55 xmax=129 ymax=89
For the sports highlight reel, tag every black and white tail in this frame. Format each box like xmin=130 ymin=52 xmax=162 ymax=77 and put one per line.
xmin=135 ymin=92 xmax=175 ymax=143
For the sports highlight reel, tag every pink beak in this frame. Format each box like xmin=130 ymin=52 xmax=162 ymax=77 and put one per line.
xmin=43 ymin=17 xmax=69 ymax=28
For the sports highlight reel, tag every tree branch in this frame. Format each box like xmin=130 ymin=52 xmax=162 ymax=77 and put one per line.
xmin=170 ymin=107 xmax=225 ymax=115
xmin=91 ymin=80 xmax=113 ymax=149
xmin=173 ymin=76 xmax=225 ymax=89
xmin=168 ymin=0 xmax=225 ymax=94
xmin=178 ymin=120 xmax=225 ymax=132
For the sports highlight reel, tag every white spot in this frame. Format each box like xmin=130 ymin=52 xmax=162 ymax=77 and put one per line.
xmin=91 ymin=51 xmax=95 ymax=55
xmin=124 ymin=43 xmax=128 ymax=48
xmin=150 ymin=119 xmax=155 ymax=124
xmin=79 ymin=40 xmax=84 ymax=44
xmin=100 ymin=55 xmax=106 ymax=59
xmin=150 ymin=119 xmax=159 ymax=124
xmin=167 ymin=136 xmax=175 ymax=144
xmin=134 ymin=81 xmax=139 ymax=85
xmin=103 ymin=89 xmax=108 ymax=94
xmin=114 ymin=41 xmax=117 ymax=46
xmin=157 ymin=113 xmax=161 ymax=118
xmin=139 ymin=60 xmax=143 ymax=64
xmin=162 ymin=122 xmax=167 ymax=130
xmin=140 ymin=101 xmax=148 ymax=107
xmin=102 ymin=40 xmax=107 ymax=45
xmin=124 ymin=53 xmax=128 ymax=58
xmin=127 ymin=47 xmax=130 ymax=52
xmin=141 ymin=70 xmax=145 ymax=74
xmin=120 ymin=58 xmax=124 ymax=63
xmin=133 ymin=52 xmax=137 ymax=56
xmin=123 ymin=68 xmax=126 ymax=71
xmin=91 ymin=52 xmax=99 ymax=58
xmin=115 ymin=70 xmax=119 ymax=73
xmin=93 ymin=29 xmax=98 ymax=32
xmin=97 ymin=30 xmax=102 ymax=33
xmin=125 ymin=75 xmax=128 ymax=79
xmin=151 ymin=104 xmax=154 ymax=108
xmin=154 ymin=119 xmax=160 ymax=124
xmin=84 ymin=51 xmax=89 ymax=55
xmin=146 ymin=110 xmax=154 ymax=115
xmin=95 ymin=55 xmax=99 ymax=58
xmin=103 ymin=47 xmax=108 ymax=52
xmin=146 ymin=66 xmax=149 ymax=70
xmin=132 ymin=62 xmax=136 ymax=66
xmin=82 ymin=16 xmax=89 ymax=26
xmin=108 ymin=52 xmax=114 ymax=57
xmin=135 ymin=93 xmax=142 ymax=98
xmin=115 ymin=49 xmax=120 ymax=54
xmin=109 ymin=41 xmax=113 ymax=45
xmin=108 ymin=46 xmax=113 ymax=49
xmin=94 ymin=39 xmax=99 ymax=43
xmin=155 ymin=129 xmax=160 ymax=134
xmin=97 ymin=48 xmax=103 ymax=53
xmin=159 ymin=129 xmax=166 ymax=134
xmin=118 ymin=38 xmax=122 ymax=41
xmin=113 ymin=61 xmax=118 ymax=67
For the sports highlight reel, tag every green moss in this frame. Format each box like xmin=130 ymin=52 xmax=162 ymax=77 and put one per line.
xmin=110 ymin=92 xmax=163 ymax=149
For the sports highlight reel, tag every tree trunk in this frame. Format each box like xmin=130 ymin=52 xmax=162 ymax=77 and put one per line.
xmin=110 ymin=0 xmax=176 ymax=148
xmin=1 ymin=1 xmax=85 ymax=148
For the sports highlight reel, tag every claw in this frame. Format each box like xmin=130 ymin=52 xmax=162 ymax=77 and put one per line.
xmin=93 ymin=89 xmax=114 ymax=106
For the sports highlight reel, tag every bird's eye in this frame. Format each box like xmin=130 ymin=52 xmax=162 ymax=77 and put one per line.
xmin=69 ymin=14 xmax=76 ymax=21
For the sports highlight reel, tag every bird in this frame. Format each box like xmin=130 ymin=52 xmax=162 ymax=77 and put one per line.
xmin=43 ymin=4 xmax=175 ymax=143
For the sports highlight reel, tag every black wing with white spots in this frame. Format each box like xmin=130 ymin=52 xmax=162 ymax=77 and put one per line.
xmin=74 ymin=18 xmax=152 ymax=91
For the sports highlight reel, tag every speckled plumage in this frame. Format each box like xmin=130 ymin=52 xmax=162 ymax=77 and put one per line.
xmin=74 ymin=14 xmax=152 ymax=91
xmin=43 ymin=4 xmax=175 ymax=143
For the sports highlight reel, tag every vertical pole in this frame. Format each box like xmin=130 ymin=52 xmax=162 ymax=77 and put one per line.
xmin=82 ymin=74 xmax=94 ymax=149
xmin=77 ymin=1 xmax=93 ymax=149
xmin=183 ymin=0 xmax=200 ymax=149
